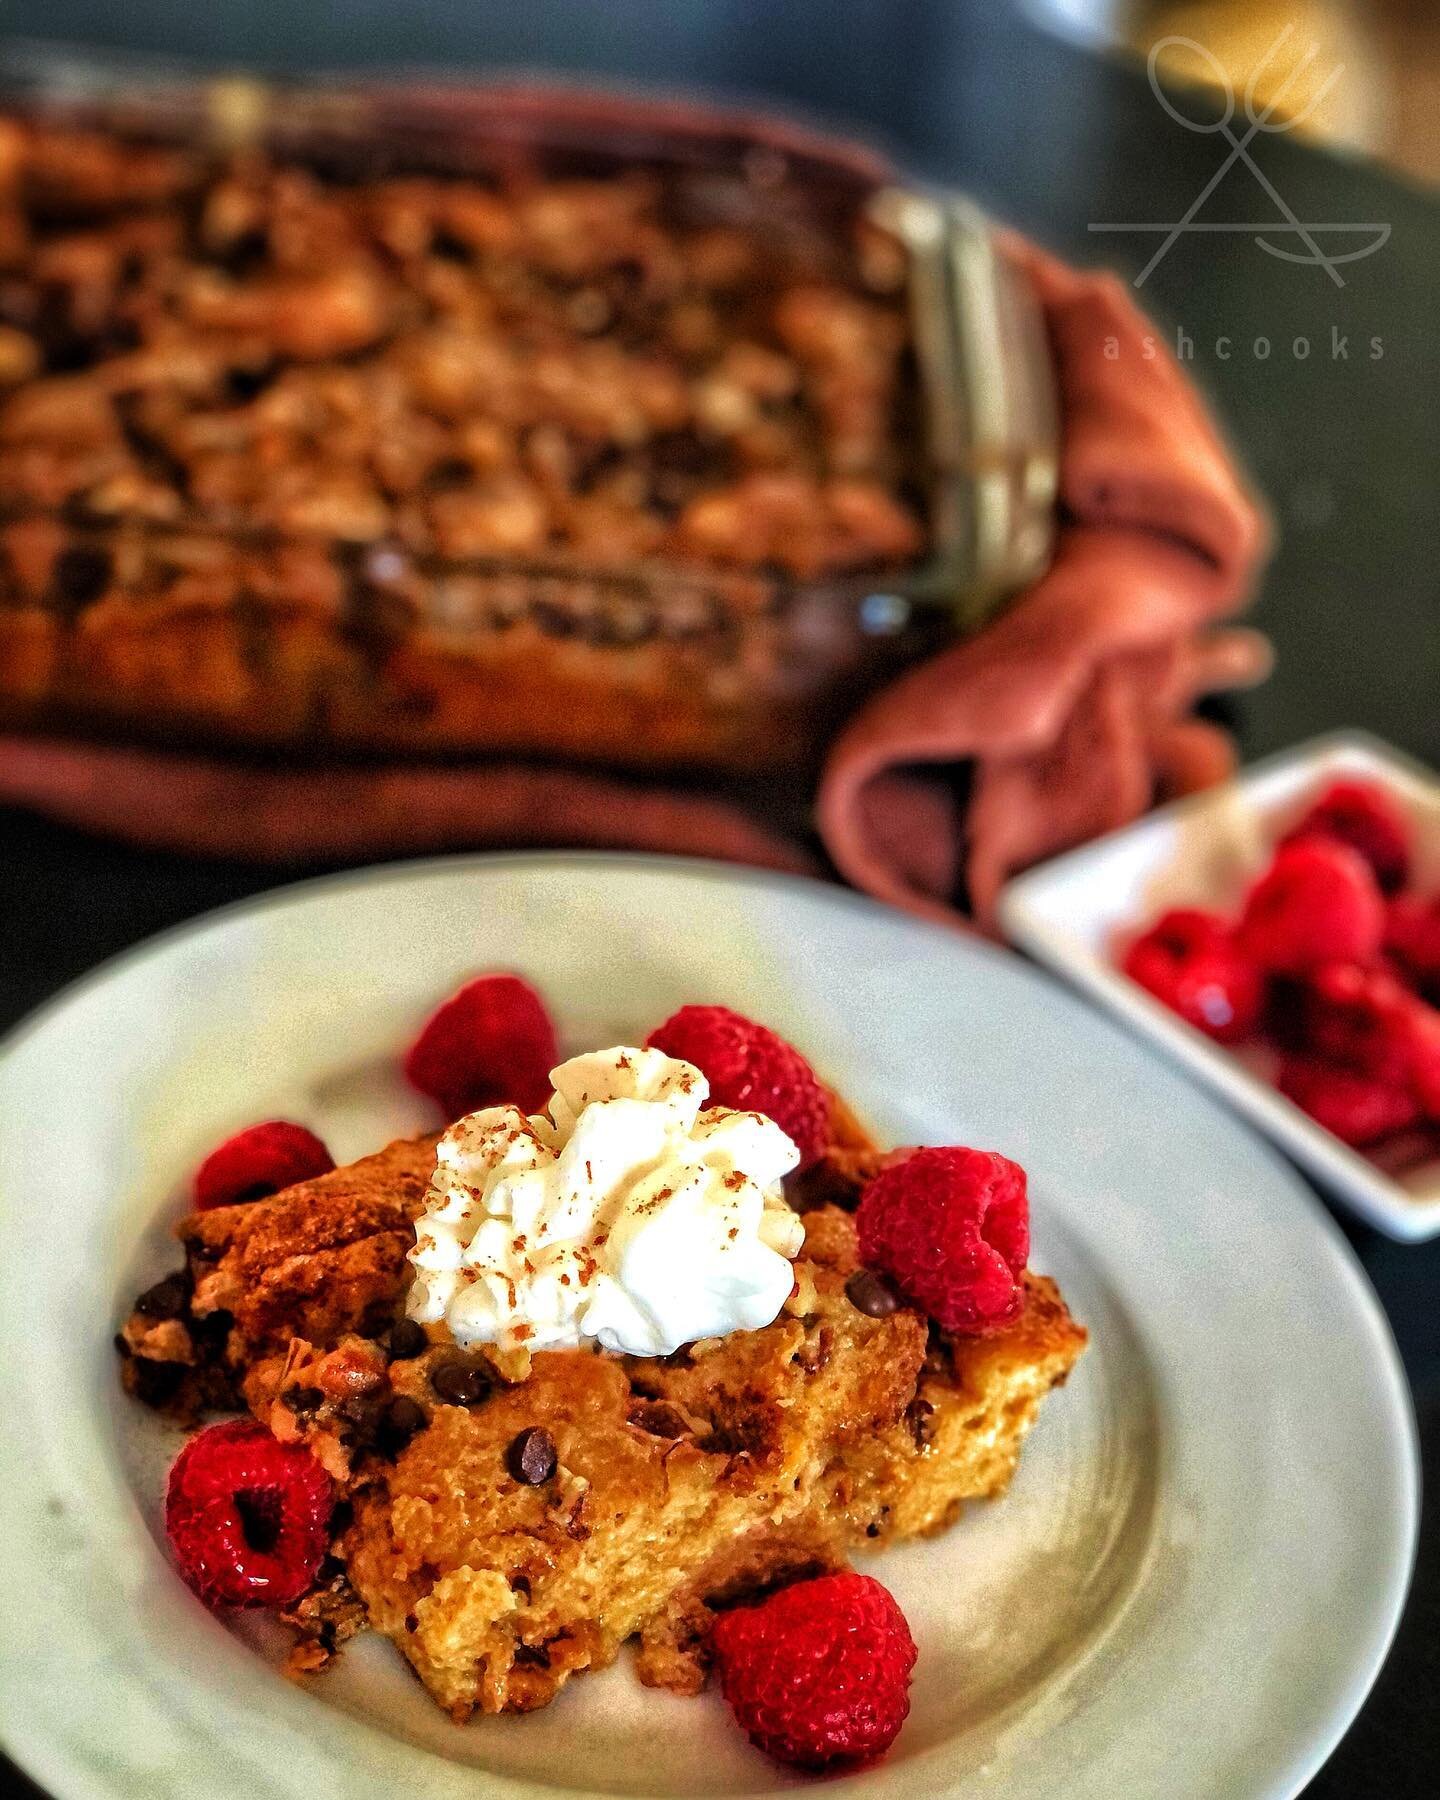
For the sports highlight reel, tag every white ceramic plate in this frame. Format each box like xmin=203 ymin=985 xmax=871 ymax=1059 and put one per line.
xmin=999 ymin=731 xmax=1440 ymax=1243
xmin=0 ymin=855 xmax=1417 ymax=1800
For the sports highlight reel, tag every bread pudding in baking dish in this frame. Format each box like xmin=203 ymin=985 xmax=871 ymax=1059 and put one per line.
xmin=0 ymin=100 xmax=944 ymax=772
xmin=118 ymin=980 xmax=1085 ymax=1768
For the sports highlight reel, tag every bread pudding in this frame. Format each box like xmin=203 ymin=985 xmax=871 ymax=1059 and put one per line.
xmin=0 ymin=100 xmax=942 ymax=770
xmin=117 ymin=984 xmax=1085 ymax=1757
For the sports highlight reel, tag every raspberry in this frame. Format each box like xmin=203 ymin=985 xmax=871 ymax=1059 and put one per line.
xmin=1238 ymin=838 xmax=1384 ymax=975
xmin=1302 ymin=962 xmax=1417 ymax=1081
xmin=1121 ymin=908 xmax=1264 ymax=1042
xmin=856 ymin=1145 xmax=1029 ymax=1334
xmin=1406 ymin=1004 xmax=1440 ymax=1120
xmin=711 ymin=1572 xmax=916 ymax=1769
xmin=1277 ymin=1057 xmax=1419 ymax=1147
xmin=646 ymin=1005 xmax=830 ymax=1169
xmin=194 ymin=1121 xmax=334 ymax=1210
xmin=1282 ymin=778 xmax=1412 ymax=894
xmin=405 ymin=974 xmax=558 ymax=1120
xmin=1386 ymin=894 xmax=1440 ymax=1002
xmin=164 ymin=1419 xmax=333 ymax=1608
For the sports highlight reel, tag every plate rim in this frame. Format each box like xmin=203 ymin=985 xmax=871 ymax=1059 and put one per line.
xmin=0 ymin=849 xmax=1421 ymax=1800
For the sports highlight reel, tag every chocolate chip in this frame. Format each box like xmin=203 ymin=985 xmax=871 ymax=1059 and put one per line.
xmin=627 ymin=1398 xmax=690 ymax=1439
xmin=907 ymin=1398 xmax=936 ymax=1449
xmin=224 ymin=361 xmax=273 ymax=402
xmin=190 ymin=1308 xmax=233 ymax=1361
xmin=377 ymin=1395 xmax=426 ymax=1456
xmin=134 ymin=1270 xmax=192 ymax=1320
xmin=131 ymin=1358 xmax=184 ymax=1407
xmin=506 ymin=1426 xmax=557 ymax=1486
xmin=430 ymin=1356 xmax=490 ymax=1407
xmin=845 ymin=1269 xmax=901 ymax=1318
xmin=388 ymin=1318 xmax=427 ymax=1361
xmin=282 ymin=1384 xmax=324 ymax=1416
xmin=338 ymin=1394 xmax=386 ymax=1444
xmin=51 ymin=544 xmax=112 ymax=613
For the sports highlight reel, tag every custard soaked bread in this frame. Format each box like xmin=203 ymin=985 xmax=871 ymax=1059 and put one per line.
xmin=119 ymin=1089 xmax=1085 ymax=1717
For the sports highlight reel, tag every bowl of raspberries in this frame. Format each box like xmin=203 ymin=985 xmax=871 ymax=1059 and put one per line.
xmin=999 ymin=733 xmax=1440 ymax=1241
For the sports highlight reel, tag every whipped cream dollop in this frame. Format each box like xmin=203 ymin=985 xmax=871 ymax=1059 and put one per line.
xmin=406 ymin=1045 xmax=805 ymax=1359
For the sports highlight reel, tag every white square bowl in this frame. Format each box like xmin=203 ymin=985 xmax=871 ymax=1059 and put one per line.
xmin=998 ymin=731 xmax=1440 ymax=1241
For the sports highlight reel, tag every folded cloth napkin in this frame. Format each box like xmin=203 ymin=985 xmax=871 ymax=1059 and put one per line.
xmin=819 ymin=238 xmax=1270 ymax=926
xmin=0 ymin=239 xmax=1267 ymax=926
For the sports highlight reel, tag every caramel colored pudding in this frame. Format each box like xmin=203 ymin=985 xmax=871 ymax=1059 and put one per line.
xmin=118 ymin=1097 xmax=1086 ymax=1717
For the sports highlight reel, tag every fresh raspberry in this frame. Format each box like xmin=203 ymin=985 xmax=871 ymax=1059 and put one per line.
xmin=405 ymin=974 xmax=558 ymax=1120
xmin=856 ymin=1145 xmax=1029 ymax=1334
xmin=1238 ymin=838 xmax=1384 ymax=975
xmin=646 ymin=1004 xmax=830 ymax=1169
xmin=1385 ymin=894 xmax=1440 ymax=1002
xmin=1302 ymin=962 xmax=1418 ymax=1082
xmin=194 ymin=1121 xmax=334 ymax=1210
xmin=711 ymin=1572 xmax=916 ymax=1769
xmin=164 ymin=1419 xmax=333 ymax=1608
xmin=1406 ymin=1003 xmax=1440 ymax=1120
xmin=1121 ymin=908 xmax=1264 ymax=1042
xmin=1277 ymin=1057 xmax=1420 ymax=1147
xmin=1282 ymin=778 xmax=1412 ymax=894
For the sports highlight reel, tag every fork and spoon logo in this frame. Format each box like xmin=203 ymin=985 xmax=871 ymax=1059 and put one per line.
xmin=1090 ymin=25 xmax=1390 ymax=287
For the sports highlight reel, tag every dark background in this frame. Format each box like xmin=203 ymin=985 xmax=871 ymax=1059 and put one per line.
xmin=1 ymin=4 xmax=1436 ymax=1795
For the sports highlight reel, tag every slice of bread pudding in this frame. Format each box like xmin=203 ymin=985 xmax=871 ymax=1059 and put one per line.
xmin=118 ymin=1094 xmax=1085 ymax=1717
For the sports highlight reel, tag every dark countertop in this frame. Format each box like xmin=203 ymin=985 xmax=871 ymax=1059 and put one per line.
xmin=1 ymin=5 xmax=1437 ymax=1796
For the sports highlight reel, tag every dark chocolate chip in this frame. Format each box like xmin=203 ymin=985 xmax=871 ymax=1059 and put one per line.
xmin=430 ymin=1356 xmax=491 ymax=1407
xmin=377 ymin=1395 xmax=427 ymax=1457
xmin=131 ymin=1358 xmax=184 ymax=1407
xmin=388 ymin=1318 xmax=427 ymax=1361
xmin=282 ymin=1384 xmax=324 ymax=1416
xmin=627 ymin=1399 xmax=690 ymax=1440
xmin=907 ymin=1398 xmax=937 ymax=1449
xmin=338 ymin=1394 xmax=386 ymax=1444
xmin=51 ymin=544 xmax=112 ymax=613
xmin=845 ymin=1269 xmax=902 ymax=1318
xmin=134 ymin=1270 xmax=192 ymax=1320
xmin=224 ymin=361 xmax=273 ymax=402
xmin=506 ymin=1426 xmax=557 ymax=1486
xmin=189 ymin=1308 xmax=234 ymax=1361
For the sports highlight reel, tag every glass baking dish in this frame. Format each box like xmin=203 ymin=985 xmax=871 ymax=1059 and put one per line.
xmin=0 ymin=44 xmax=1057 ymax=774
